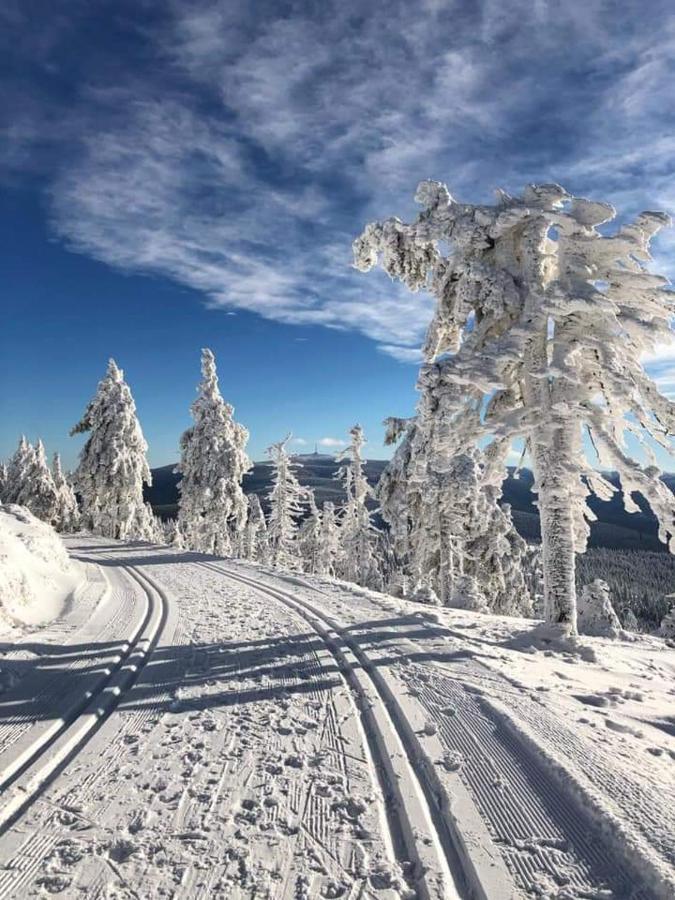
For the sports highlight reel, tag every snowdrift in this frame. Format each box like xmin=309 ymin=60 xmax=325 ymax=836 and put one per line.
xmin=0 ymin=504 xmax=82 ymax=629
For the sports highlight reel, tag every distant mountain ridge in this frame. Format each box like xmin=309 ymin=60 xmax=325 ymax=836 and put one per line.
xmin=146 ymin=453 xmax=675 ymax=553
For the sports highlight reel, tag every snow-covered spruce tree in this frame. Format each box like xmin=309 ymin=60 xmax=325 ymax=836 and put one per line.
xmin=52 ymin=453 xmax=80 ymax=533
xmin=335 ymin=425 xmax=381 ymax=588
xmin=163 ymin=518 xmax=184 ymax=549
xmin=266 ymin=435 xmax=306 ymax=571
xmin=16 ymin=439 xmax=60 ymax=525
xmin=0 ymin=463 xmax=7 ymax=503
xmin=71 ymin=359 xmax=154 ymax=540
xmin=355 ymin=181 xmax=674 ymax=633
xmin=378 ymin=379 xmax=532 ymax=613
xmin=660 ymin=601 xmax=675 ymax=640
xmin=578 ymin=578 xmax=622 ymax=638
xmin=3 ymin=437 xmax=36 ymax=506
xmin=298 ymin=488 xmax=323 ymax=575
xmin=177 ymin=349 xmax=252 ymax=556
xmin=316 ymin=501 xmax=340 ymax=576
xmin=242 ymin=493 xmax=269 ymax=563
xmin=148 ymin=514 xmax=166 ymax=544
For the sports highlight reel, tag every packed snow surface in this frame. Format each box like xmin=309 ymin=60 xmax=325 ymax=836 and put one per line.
xmin=0 ymin=505 xmax=83 ymax=630
xmin=0 ymin=536 xmax=672 ymax=899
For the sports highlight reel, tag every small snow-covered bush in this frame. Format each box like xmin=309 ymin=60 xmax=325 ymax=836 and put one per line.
xmin=660 ymin=603 xmax=675 ymax=640
xmin=577 ymin=579 xmax=621 ymax=638
xmin=576 ymin=548 xmax=674 ymax=631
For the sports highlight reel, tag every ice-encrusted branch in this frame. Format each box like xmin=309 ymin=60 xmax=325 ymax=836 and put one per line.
xmin=356 ymin=180 xmax=673 ymax=631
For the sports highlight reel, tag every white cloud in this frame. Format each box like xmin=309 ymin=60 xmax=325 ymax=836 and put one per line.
xmin=377 ymin=344 xmax=424 ymax=364
xmin=291 ymin=437 xmax=307 ymax=445
xmin=5 ymin=1 xmax=675 ymax=353
xmin=318 ymin=437 xmax=346 ymax=448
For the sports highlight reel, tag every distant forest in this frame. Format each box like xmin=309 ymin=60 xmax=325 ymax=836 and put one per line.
xmin=145 ymin=454 xmax=675 ymax=630
xmin=147 ymin=454 xmax=675 ymax=554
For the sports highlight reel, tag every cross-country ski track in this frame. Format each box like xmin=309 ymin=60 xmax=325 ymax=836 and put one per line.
xmin=0 ymin=537 xmax=672 ymax=899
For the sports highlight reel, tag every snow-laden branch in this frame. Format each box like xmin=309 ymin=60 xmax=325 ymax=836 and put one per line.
xmin=356 ymin=181 xmax=674 ymax=631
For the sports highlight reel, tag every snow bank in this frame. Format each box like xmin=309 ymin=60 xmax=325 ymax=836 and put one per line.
xmin=0 ymin=504 xmax=82 ymax=628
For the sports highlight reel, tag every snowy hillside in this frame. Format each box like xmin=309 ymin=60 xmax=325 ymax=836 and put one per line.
xmin=0 ymin=505 xmax=84 ymax=632
xmin=0 ymin=536 xmax=671 ymax=898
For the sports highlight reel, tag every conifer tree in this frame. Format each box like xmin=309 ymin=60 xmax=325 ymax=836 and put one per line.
xmin=0 ymin=462 xmax=7 ymax=503
xmin=660 ymin=602 xmax=675 ymax=640
xmin=335 ymin=426 xmax=380 ymax=588
xmin=71 ymin=359 xmax=154 ymax=540
xmin=298 ymin=488 xmax=322 ymax=574
xmin=163 ymin=518 xmax=184 ymax=549
xmin=4 ymin=437 xmax=35 ymax=506
xmin=355 ymin=181 xmax=674 ymax=633
xmin=316 ymin=501 xmax=340 ymax=577
xmin=266 ymin=435 xmax=306 ymax=570
xmin=52 ymin=452 xmax=80 ymax=533
xmin=177 ymin=349 xmax=252 ymax=556
xmin=578 ymin=578 xmax=622 ymax=637
xmin=243 ymin=493 xmax=269 ymax=563
xmin=12 ymin=439 xmax=60 ymax=525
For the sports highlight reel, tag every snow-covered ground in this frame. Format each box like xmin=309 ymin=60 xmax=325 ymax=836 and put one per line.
xmin=0 ymin=506 xmax=85 ymax=634
xmin=0 ymin=536 xmax=672 ymax=899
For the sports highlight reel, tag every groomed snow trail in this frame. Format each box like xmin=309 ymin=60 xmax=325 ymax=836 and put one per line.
xmin=0 ymin=540 xmax=669 ymax=899
xmin=0 ymin=540 xmax=426 ymax=898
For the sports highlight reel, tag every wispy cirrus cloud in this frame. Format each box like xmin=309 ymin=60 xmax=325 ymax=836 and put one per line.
xmin=3 ymin=1 xmax=675 ymax=362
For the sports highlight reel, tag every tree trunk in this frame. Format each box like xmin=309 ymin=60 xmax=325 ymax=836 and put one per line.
xmin=531 ymin=428 xmax=578 ymax=632
xmin=523 ymin=323 xmax=578 ymax=634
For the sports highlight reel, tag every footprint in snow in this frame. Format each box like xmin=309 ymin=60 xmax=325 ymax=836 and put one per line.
xmin=440 ymin=750 xmax=463 ymax=772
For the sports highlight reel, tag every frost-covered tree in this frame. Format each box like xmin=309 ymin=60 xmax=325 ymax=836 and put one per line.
xmin=355 ymin=181 xmax=674 ymax=633
xmin=578 ymin=578 xmax=622 ymax=638
xmin=335 ymin=426 xmax=380 ymax=588
xmin=177 ymin=349 xmax=252 ymax=556
xmin=316 ymin=501 xmax=340 ymax=576
xmin=0 ymin=463 xmax=7 ymax=503
xmin=52 ymin=453 xmax=80 ymax=533
xmin=163 ymin=518 xmax=184 ymax=549
xmin=3 ymin=437 xmax=35 ymax=506
xmin=147 ymin=514 xmax=166 ymax=544
xmin=242 ymin=493 xmax=269 ymax=563
xmin=378 ymin=380 xmax=532 ymax=613
xmin=266 ymin=435 xmax=306 ymax=570
xmin=660 ymin=601 xmax=675 ymax=640
xmin=71 ymin=359 xmax=154 ymax=540
xmin=16 ymin=440 xmax=60 ymax=525
xmin=298 ymin=488 xmax=322 ymax=575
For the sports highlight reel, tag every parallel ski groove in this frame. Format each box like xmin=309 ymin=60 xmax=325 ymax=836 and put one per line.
xmin=411 ymin=666 xmax=652 ymax=898
xmin=199 ymin=560 xmax=463 ymax=900
xmin=0 ymin=564 xmax=169 ymax=848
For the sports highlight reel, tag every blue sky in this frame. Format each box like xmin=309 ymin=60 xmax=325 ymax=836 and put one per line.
xmin=2 ymin=0 xmax=675 ymax=469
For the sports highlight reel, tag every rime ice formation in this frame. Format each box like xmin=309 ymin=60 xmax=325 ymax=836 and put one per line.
xmin=298 ymin=488 xmax=323 ymax=575
xmin=266 ymin=435 xmax=306 ymax=571
xmin=71 ymin=359 xmax=154 ymax=540
xmin=2 ymin=441 xmax=78 ymax=532
xmin=578 ymin=578 xmax=622 ymax=638
xmin=177 ymin=349 xmax=252 ymax=556
xmin=15 ymin=439 xmax=59 ymax=526
xmin=242 ymin=493 xmax=270 ymax=564
xmin=355 ymin=181 xmax=674 ymax=632
xmin=336 ymin=426 xmax=381 ymax=589
xmin=51 ymin=452 xmax=80 ymax=533
xmin=379 ymin=404 xmax=532 ymax=614
xmin=660 ymin=602 xmax=675 ymax=639
xmin=317 ymin=501 xmax=340 ymax=576
xmin=3 ymin=437 xmax=37 ymax=507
